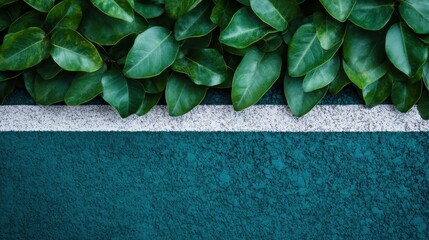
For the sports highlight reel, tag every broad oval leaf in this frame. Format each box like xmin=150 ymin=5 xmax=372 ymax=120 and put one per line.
xmin=34 ymin=71 xmax=73 ymax=105
xmin=101 ymin=70 xmax=145 ymax=118
xmin=319 ymin=0 xmax=356 ymax=22
xmin=124 ymin=26 xmax=179 ymax=79
xmin=140 ymin=70 xmax=169 ymax=94
xmin=342 ymin=24 xmax=388 ymax=89
xmin=232 ymin=48 xmax=282 ymax=111
xmin=399 ymin=0 xmax=429 ymax=34
xmin=174 ymin=1 xmax=216 ymax=41
xmin=136 ymin=92 xmax=163 ymax=116
xmin=172 ymin=48 xmax=227 ymax=87
xmin=391 ymin=80 xmax=422 ymax=113
xmin=165 ymin=0 xmax=202 ymax=19
xmin=0 ymin=27 xmax=50 ymax=71
xmin=80 ymin=6 xmax=147 ymax=46
xmin=250 ymin=0 xmax=300 ymax=31
xmin=362 ymin=75 xmax=392 ymax=108
xmin=328 ymin=64 xmax=351 ymax=95
xmin=44 ymin=0 xmax=82 ymax=31
xmin=385 ymin=22 xmax=428 ymax=77
xmin=8 ymin=11 xmax=44 ymax=34
xmin=36 ymin=58 xmax=62 ymax=80
xmin=303 ymin=54 xmax=340 ymax=92
xmin=313 ymin=12 xmax=345 ymax=50
xmin=349 ymin=0 xmax=394 ymax=31
xmin=24 ymin=0 xmax=54 ymax=13
xmin=90 ymin=0 xmax=134 ymax=22
xmin=418 ymin=88 xmax=429 ymax=120
xmin=284 ymin=74 xmax=328 ymax=117
xmin=65 ymin=64 xmax=107 ymax=106
xmin=219 ymin=7 xmax=275 ymax=49
xmin=165 ymin=72 xmax=207 ymax=116
xmin=288 ymin=22 xmax=340 ymax=77
xmin=133 ymin=1 xmax=164 ymax=19
xmin=211 ymin=0 xmax=241 ymax=29
xmin=51 ymin=28 xmax=103 ymax=72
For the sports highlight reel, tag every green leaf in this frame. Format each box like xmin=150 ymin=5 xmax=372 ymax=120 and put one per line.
xmin=0 ymin=27 xmax=50 ymax=71
xmin=328 ymin=64 xmax=351 ymax=95
xmin=65 ymin=64 xmax=107 ymax=106
xmin=139 ymin=70 xmax=169 ymax=94
xmin=348 ymin=0 xmax=394 ymax=31
xmin=108 ymin=34 xmax=137 ymax=61
xmin=182 ymin=33 xmax=212 ymax=49
xmin=250 ymin=0 xmax=300 ymax=31
xmin=24 ymin=0 xmax=54 ymax=13
xmin=0 ymin=8 xmax=11 ymax=31
xmin=418 ymin=88 xmax=429 ymax=120
xmin=288 ymin=22 xmax=340 ymax=77
xmin=101 ymin=70 xmax=145 ymax=118
xmin=165 ymin=0 xmax=202 ymax=19
xmin=51 ymin=28 xmax=103 ymax=73
xmin=211 ymin=0 xmax=241 ymax=29
xmin=136 ymin=92 xmax=162 ymax=116
xmin=36 ymin=58 xmax=62 ymax=80
xmin=165 ymin=72 xmax=207 ymax=116
xmin=313 ymin=12 xmax=345 ymax=50
xmin=174 ymin=1 xmax=216 ymax=41
xmin=399 ymin=0 xmax=429 ymax=34
xmin=342 ymin=24 xmax=388 ymax=89
xmin=387 ymin=66 xmax=422 ymax=85
xmin=80 ymin=5 xmax=147 ymax=46
xmin=34 ymin=71 xmax=73 ymax=105
xmin=303 ymin=54 xmax=340 ymax=92
xmin=362 ymin=75 xmax=391 ymax=108
xmin=232 ymin=48 xmax=282 ymax=111
xmin=172 ymin=49 xmax=227 ymax=87
xmin=0 ymin=78 xmax=15 ymax=104
xmin=219 ymin=7 xmax=275 ymax=49
xmin=23 ymin=69 xmax=36 ymax=99
xmin=90 ymin=0 xmax=134 ymax=22
xmin=124 ymin=26 xmax=179 ymax=79
xmin=44 ymin=0 xmax=82 ymax=31
xmin=423 ymin=61 xmax=429 ymax=90
xmin=236 ymin=0 xmax=250 ymax=5
xmin=284 ymin=74 xmax=328 ymax=117
xmin=391 ymin=80 xmax=422 ymax=113
xmin=319 ymin=0 xmax=356 ymax=22
xmin=257 ymin=32 xmax=284 ymax=53
xmin=133 ymin=1 xmax=164 ymax=19
xmin=385 ymin=22 xmax=428 ymax=77
xmin=0 ymin=0 xmax=19 ymax=7
xmin=8 ymin=11 xmax=44 ymax=34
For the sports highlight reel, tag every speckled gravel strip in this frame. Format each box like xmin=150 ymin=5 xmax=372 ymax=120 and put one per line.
xmin=0 ymin=105 xmax=428 ymax=132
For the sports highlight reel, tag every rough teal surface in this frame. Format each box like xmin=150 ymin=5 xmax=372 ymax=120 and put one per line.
xmin=1 ymin=132 xmax=428 ymax=239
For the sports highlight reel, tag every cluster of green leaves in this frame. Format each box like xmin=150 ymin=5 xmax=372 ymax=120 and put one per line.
xmin=1 ymin=0 xmax=429 ymax=119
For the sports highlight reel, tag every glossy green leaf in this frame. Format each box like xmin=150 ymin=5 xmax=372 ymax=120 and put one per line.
xmin=8 ymin=11 xmax=44 ymax=34
xmin=250 ymin=0 xmax=300 ymax=31
xmin=136 ymin=92 xmax=162 ymax=116
xmin=65 ymin=64 xmax=107 ymax=106
xmin=34 ymin=71 xmax=73 ymax=105
xmin=101 ymin=70 xmax=145 ymax=118
xmin=232 ymin=49 xmax=282 ymax=111
xmin=51 ymin=28 xmax=103 ymax=72
xmin=392 ymin=80 xmax=422 ymax=113
xmin=288 ymin=22 xmax=340 ymax=77
xmin=362 ymin=75 xmax=391 ymax=108
xmin=36 ymin=58 xmax=62 ymax=80
xmin=172 ymin=49 xmax=227 ymax=87
xmin=23 ymin=69 xmax=36 ymax=99
xmin=313 ymin=12 xmax=345 ymax=50
xmin=139 ymin=70 xmax=169 ymax=94
xmin=24 ymin=0 xmax=54 ymax=13
xmin=343 ymin=24 xmax=388 ymax=89
xmin=385 ymin=22 xmax=428 ymax=77
xmin=90 ymin=0 xmax=134 ymax=22
xmin=399 ymin=0 xmax=429 ymax=34
xmin=174 ymin=1 xmax=216 ymax=41
xmin=418 ymin=88 xmax=429 ymax=120
xmin=124 ymin=26 xmax=179 ymax=79
xmin=219 ymin=7 xmax=275 ymax=49
xmin=387 ymin=66 xmax=422 ymax=85
xmin=303 ymin=54 xmax=340 ymax=92
xmin=0 ymin=78 xmax=15 ymax=104
xmin=165 ymin=72 xmax=207 ymax=116
xmin=0 ymin=27 xmax=50 ymax=71
xmin=257 ymin=32 xmax=284 ymax=52
xmin=44 ymin=0 xmax=82 ymax=31
xmin=319 ymin=0 xmax=356 ymax=22
xmin=133 ymin=1 xmax=164 ymax=19
xmin=80 ymin=6 xmax=147 ymax=46
xmin=165 ymin=0 xmax=202 ymax=19
xmin=349 ymin=0 xmax=394 ymax=31
xmin=423 ymin=61 xmax=429 ymax=90
xmin=328 ymin=64 xmax=351 ymax=95
xmin=284 ymin=74 xmax=328 ymax=117
xmin=211 ymin=0 xmax=241 ymax=29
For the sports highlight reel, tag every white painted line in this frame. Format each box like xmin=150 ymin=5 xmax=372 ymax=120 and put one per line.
xmin=0 ymin=105 xmax=428 ymax=132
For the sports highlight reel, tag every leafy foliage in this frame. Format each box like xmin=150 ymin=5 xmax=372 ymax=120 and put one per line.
xmin=0 ymin=0 xmax=428 ymax=119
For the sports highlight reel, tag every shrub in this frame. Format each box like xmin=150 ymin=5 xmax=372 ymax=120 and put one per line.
xmin=0 ymin=0 xmax=428 ymax=119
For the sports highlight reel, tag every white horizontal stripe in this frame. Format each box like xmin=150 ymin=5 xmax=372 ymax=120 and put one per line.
xmin=0 ymin=105 xmax=428 ymax=132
